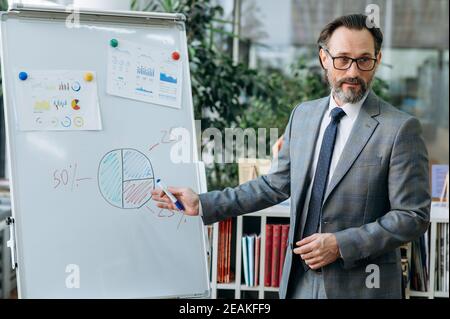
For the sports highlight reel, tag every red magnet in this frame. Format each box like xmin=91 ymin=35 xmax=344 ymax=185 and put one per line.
xmin=171 ymin=51 xmax=180 ymax=61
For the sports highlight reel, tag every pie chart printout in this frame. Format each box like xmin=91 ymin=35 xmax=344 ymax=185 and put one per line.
xmin=98 ymin=149 xmax=155 ymax=209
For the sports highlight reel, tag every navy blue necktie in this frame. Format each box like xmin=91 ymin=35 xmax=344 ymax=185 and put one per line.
xmin=301 ymin=107 xmax=346 ymax=271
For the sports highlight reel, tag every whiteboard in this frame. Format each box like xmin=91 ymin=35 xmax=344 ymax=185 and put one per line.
xmin=0 ymin=6 xmax=210 ymax=298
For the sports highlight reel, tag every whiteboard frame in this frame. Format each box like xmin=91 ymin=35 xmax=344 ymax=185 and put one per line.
xmin=9 ymin=2 xmax=186 ymax=21
xmin=0 ymin=5 xmax=210 ymax=299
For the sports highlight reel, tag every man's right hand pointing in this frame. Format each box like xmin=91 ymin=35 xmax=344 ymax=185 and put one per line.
xmin=151 ymin=187 xmax=200 ymax=216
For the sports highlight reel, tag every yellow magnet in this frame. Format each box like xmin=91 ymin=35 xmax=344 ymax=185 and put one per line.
xmin=84 ymin=72 xmax=94 ymax=82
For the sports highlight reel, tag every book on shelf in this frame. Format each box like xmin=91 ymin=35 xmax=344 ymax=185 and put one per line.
xmin=224 ymin=219 xmax=230 ymax=282
xmin=264 ymin=224 xmax=273 ymax=287
xmin=242 ymin=236 xmax=249 ymax=286
xmin=219 ymin=221 xmax=224 ymax=282
xmin=227 ymin=218 xmax=232 ymax=282
xmin=241 ymin=233 xmax=261 ymax=287
xmin=217 ymin=218 xmax=234 ymax=284
xmin=255 ymin=235 xmax=261 ymax=286
xmin=271 ymin=224 xmax=281 ymax=287
xmin=279 ymin=224 xmax=289 ymax=281
xmin=248 ymin=235 xmax=255 ymax=286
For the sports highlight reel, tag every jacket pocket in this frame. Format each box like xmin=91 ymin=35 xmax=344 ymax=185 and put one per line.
xmin=353 ymin=156 xmax=382 ymax=168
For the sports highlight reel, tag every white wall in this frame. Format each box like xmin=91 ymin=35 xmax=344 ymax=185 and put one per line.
xmin=255 ymin=0 xmax=292 ymax=46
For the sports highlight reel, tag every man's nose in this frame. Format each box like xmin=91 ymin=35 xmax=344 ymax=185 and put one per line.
xmin=346 ymin=60 xmax=361 ymax=78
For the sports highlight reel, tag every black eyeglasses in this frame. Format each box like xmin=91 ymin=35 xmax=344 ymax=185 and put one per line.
xmin=321 ymin=46 xmax=377 ymax=71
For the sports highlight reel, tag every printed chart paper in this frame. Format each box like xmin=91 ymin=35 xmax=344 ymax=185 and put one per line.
xmin=15 ymin=70 xmax=102 ymax=131
xmin=107 ymin=38 xmax=183 ymax=109
xmin=432 ymin=164 xmax=449 ymax=199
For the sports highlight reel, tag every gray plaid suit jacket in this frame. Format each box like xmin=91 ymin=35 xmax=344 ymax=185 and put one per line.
xmin=199 ymin=90 xmax=431 ymax=299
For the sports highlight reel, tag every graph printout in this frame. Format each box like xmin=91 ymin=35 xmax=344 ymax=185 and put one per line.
xmin=107 ymin=38 xmax=183 ymax=109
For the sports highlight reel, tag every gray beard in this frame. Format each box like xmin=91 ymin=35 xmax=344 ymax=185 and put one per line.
xmin=326 ymin=71 xmax=373 ymax=104
xmin=333 ymin=84 xmax=368 ymax=104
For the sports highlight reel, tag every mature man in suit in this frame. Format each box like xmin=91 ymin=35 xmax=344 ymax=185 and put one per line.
xmin=152 ymin=14 xmax=430 ymax=299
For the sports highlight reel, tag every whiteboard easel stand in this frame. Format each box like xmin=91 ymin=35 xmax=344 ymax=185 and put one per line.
xmin=1 ymin=4 xmax=210 ymax=298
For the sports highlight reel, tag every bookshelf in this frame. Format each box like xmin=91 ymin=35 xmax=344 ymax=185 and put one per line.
xmin=210 ymin=201 xmax=449 ymax=299
xmin=210 ymin=203 xmax=290 ymax=299
xmin=406 ymin=203 xmax=449 ymax=299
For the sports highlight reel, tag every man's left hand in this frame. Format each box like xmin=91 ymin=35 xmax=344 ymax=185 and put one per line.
xmin=293 ymin=233 xmax=340 ymax=270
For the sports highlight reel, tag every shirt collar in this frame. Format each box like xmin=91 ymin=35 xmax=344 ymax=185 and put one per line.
xmin=328 ymin=90 xmax=370 ymax=121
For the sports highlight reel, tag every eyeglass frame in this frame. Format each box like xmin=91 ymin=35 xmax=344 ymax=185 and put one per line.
xmin=319 ymin=45 xmax=378 ymax=71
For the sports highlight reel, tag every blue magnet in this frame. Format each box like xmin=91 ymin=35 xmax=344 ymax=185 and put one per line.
xmin=19 ymin=72 xmax=28 ymax=81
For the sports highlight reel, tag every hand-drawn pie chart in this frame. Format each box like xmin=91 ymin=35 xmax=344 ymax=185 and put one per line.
xmin=98 ymin=149 xmax=155 ymax=209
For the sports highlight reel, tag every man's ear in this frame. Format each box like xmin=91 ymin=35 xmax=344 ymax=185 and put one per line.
xmin=319 ymin=48 xmax=328 ymax=70
xmin=377 ymin=50 xmax=382 ymax=64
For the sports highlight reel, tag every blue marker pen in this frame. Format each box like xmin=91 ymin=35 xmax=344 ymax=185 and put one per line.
xmin=156 ymin=179 xmax=185 ymax=211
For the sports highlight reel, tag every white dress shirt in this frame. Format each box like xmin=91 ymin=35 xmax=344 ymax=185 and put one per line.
xmin=301 ymin=91 xmax=369 ymax=233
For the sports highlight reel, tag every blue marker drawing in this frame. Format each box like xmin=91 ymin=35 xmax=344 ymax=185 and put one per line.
xmin=160 ymin=72 xmax=177 ymax=84
xmin=135 ymin=87 xmax=153 ymax=94
xmin=98 ymin=149 xmax=155 ymax=209
xmin=71 ymin=81 xmax=81 ymax=92
xmin=137 ymin=66 xmax=155 ymax=77
xmin=98 ymin=150 xmax=123 ymax=208
xmin=122 ymin=149 xmax=154 ymax=180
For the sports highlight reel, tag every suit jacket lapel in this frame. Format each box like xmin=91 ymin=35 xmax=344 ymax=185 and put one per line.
xmin=323 ymin=91 xmax=381 ymax=204
xmin=291 ymin=96 xmax=329 ymax=227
